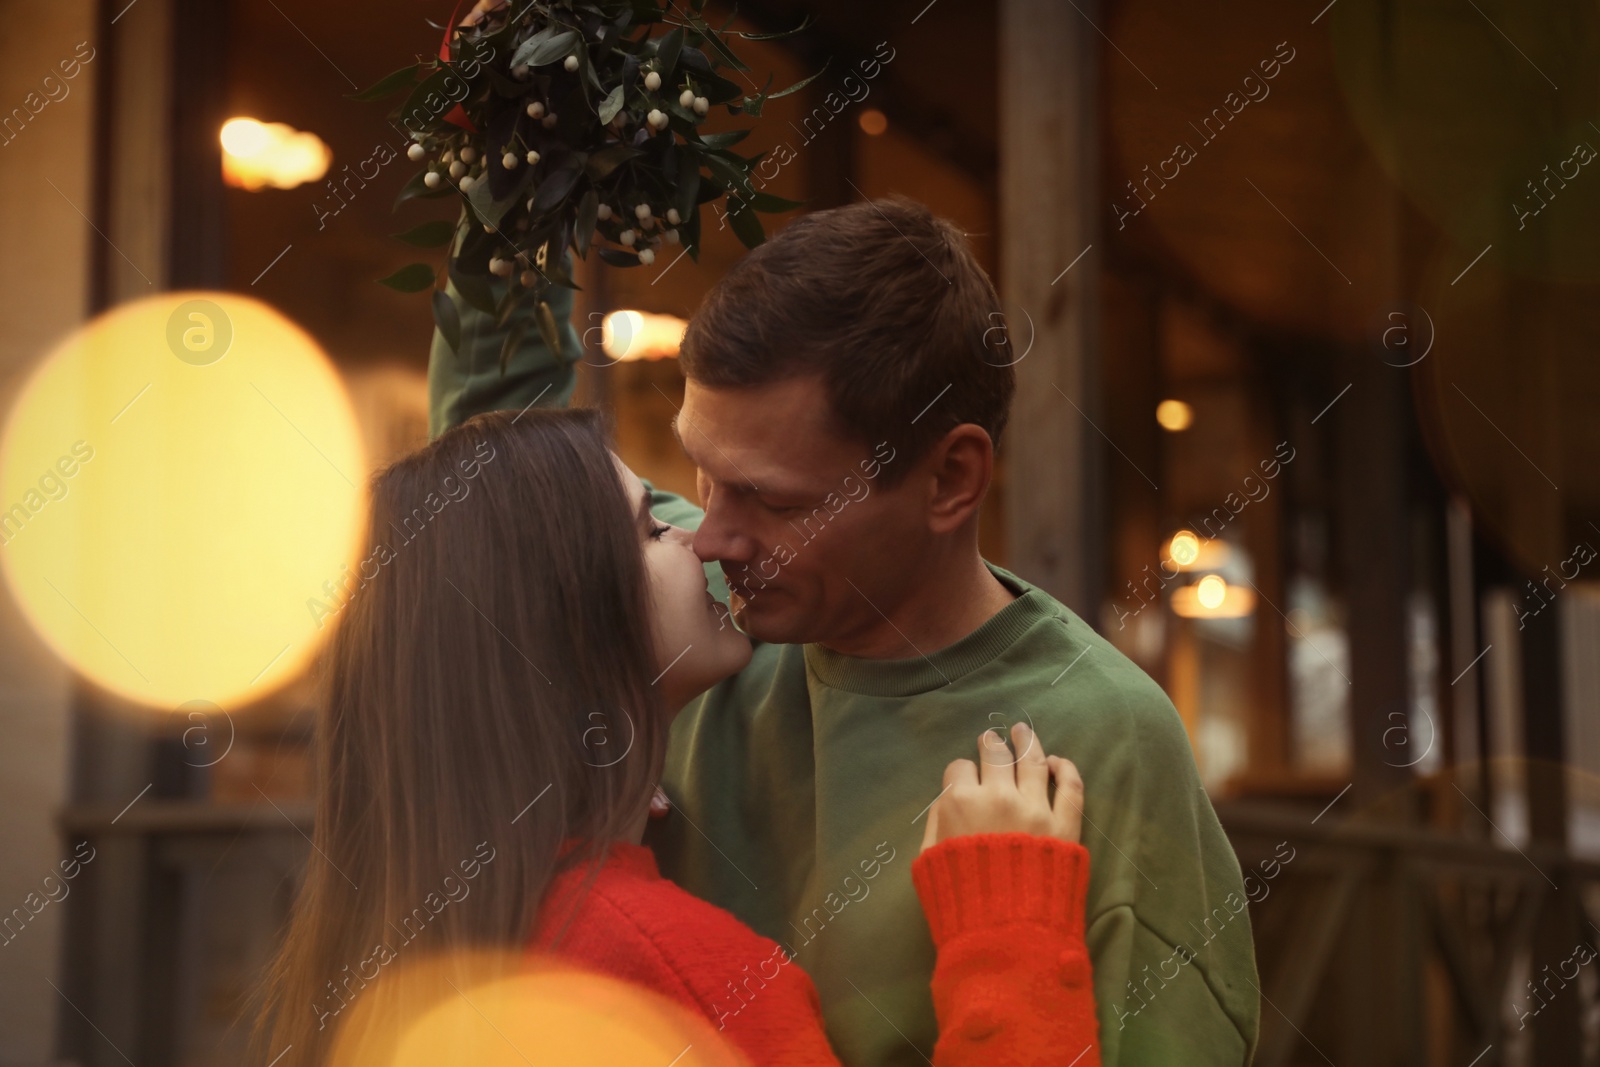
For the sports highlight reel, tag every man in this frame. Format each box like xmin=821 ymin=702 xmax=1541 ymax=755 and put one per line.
xmin=429 ymin=196 xmax=1260 ymax=1064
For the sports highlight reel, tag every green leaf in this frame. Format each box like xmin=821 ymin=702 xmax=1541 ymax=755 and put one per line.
xmin=539 ymin=243 xmax=577 ymax=290
xmin=530 ymin=153 xmax=586 ymax=214
xmin=351 ymin=63 xmax=421 ymax=102
xmin=749 ymin=191 xmax=806 ymax=213
xmin=512 ymin=27 xmax=579 ymax=69
xmin=465 ymin=179 xmax=501 ymax=229
xmin=450 ymin=260 xmax=498 ymax=315
xmin=465 ymin=173 xmax=529 ymax=231
xmin=584 ymin=142 xmax=642 ymax=180
xmin=499 ymin=315 xmax=530 ymax=375
xmin=674 ymin=148 xmax=701 ymax=221
xmin=735 ymin=74 xmax=775 ymax=118
xmin=574 ymin=188 xmax=599 ymax=258
xmin=679 ymin=45 xmax=714 ymax=73
xmin=598 ymin=84 xmax=626 ymax=124
xmin=378 ymin=262 xmax=437 ymax=292
xmin=394 ymin=169 xmax=451 ymax=209
xmin=581 ymin=47 xmax=605 ymax=96
xmin=433 ymin=288 xmax=461 ymax=352
xmin=393 ymin=66 xmax=456 ymax=137
xmin=732 ymin=15 xmax=813 ymax=41
xmin=535 ymin=300 xmax=562 ymax=358
xmin=496 ymin=273 xmax=522 ymax=328
xmin=684 ymin=15 xmax=748 ymax=72
xmin=692 ymin=68 xmax=745 ymax=106
xmin=683 ymin=201 xmax=702 ymax=260
xmin=393 ymin=219 xmax=457 ymax=247
xmin=698 ymin=129 xmax=749 ymax=150
xmin=654 ymin=26 xmax=684 ymax=78
xmin=768 ymin=62 xmax=829 ymax=101
xmin=701 ymin=152 xmax=754 ymax=198
xmin=725 ymin=196 xmax=765 ymax=249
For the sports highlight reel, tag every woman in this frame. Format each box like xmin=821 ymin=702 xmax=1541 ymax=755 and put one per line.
xmin=259 ymin=408 xmax=1099 ymax=1066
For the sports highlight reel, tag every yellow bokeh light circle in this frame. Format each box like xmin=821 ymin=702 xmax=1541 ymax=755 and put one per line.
xmin=326 ymin=954 xmax=747 ymax=1067
xmin=1155 ymin=398 xmax=1193 ymax=432
xmin=1168 ymin=530 xmax=1201 ymax=568
xmin=0 ymin=292 xmax=365 ymax=709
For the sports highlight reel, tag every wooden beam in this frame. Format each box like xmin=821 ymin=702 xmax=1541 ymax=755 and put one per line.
xmin=998 ymin=0 xmax=1103 ymax=614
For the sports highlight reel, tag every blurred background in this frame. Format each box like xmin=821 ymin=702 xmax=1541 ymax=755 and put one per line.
xmin=1 ymin=0 xmax=1598 ymax=1064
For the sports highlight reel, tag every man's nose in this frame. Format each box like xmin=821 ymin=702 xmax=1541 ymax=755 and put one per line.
xmin=692 ymin=502 xmax=754 ymax=564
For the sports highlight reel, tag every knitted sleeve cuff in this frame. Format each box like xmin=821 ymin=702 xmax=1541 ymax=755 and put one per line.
xmin=912 ymin=833 xmax=1091 ymax=948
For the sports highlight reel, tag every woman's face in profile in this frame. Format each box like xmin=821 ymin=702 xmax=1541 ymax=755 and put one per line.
xmin=614 ymin=458 xmax=752 ymax=709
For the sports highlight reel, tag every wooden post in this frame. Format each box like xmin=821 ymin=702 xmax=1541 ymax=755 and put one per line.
xmin=999 ymin=0 xmax=1103 ymax=617
xmin=60 ymin=3 xmax=177 ymax=1064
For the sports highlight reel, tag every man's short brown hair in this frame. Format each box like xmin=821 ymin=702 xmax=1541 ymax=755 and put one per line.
xmin=679 ymin=196 xmax=1014 ymax=479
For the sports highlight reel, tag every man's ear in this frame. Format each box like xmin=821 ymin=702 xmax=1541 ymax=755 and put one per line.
xmin=925 ymin=424 xmax=994 ymax=534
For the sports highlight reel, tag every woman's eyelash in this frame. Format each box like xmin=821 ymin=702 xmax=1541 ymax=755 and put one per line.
xmin=649 ymin=522 xmax=671 ymax=540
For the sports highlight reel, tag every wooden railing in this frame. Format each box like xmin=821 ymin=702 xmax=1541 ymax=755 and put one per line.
xmin=1220 ymin=802 xmax=1600 ymax=1067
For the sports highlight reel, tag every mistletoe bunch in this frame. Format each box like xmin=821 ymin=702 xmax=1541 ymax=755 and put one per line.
xmin=359 ymin=0 xmax=816 ymax=365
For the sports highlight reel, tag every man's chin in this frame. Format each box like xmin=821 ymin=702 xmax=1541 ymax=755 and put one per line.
xmin=729 ymin=592 xmax=807 ymax=646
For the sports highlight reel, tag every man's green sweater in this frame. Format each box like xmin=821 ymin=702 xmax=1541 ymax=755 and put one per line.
xmin=428 ymin=285 xmax=1261 ymax=1065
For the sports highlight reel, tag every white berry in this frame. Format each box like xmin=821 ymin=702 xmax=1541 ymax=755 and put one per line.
xmin=407 ymin=142 xmax=426 ymax=161
xmin=666 ymin=207 xmax=681 ymax=225
xmin=647 ymin=109 xmax=668 ymax=130
xmin=526 ymin=150 xmax=540 ymax=165
xmin=564 ymin=54 xmax=579 ymax=72
xmin=664 ymin=228 xmax=680 ymax=245
xmin=521 ymin=270 xmax=538 ymax=287
xmin=460 ymin=146 xmax=477 ymax=163
xmin=449 ymin=160 xmax=467 ymax=179
xmin=424 ymin=171 xmax=442 ymax=189
xmin=619 ymin=230 xmax=636 ymax=246
xmin=526 ymin=101 xmax=546 ymax=118
xmin=542 ymin=113 xmax=558 ymax=129
xmin=500 ymin=152 xmax=516 ymax=169
xmin=638 ymin=247 xmax=656 ymax=265
xmin=645 ymin=71 xmax=662 ymax=91
xmin=596 ymin=203 xmax=612 ymax=220
xmin=459 ymin=175 xmax=476 ymax=191
xmin=693 ymin=96 xmax=709 ymax=115
xmin=635 ymin=203 xmax=652 ymax=221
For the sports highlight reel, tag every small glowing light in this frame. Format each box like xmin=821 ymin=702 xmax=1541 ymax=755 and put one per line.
xmin=1164 ymin=530 xmax=1230 ymax=572
xmin=220 ymin=118 xmax=270 ymax=157
xmin=1171 ymin=574 xmax=1255 ymax=618
xmin=858 ymin=108 xmax=888 ymax=136
xmin=221 ymin=117 xmax=331 ymax=191
xmin=601 ymin=310 xmax=686 ymax=361
xmin=1156 ymin=399 xmax=1193 ymax=432
xmin=1168 ymin=530 xmax=1200 ymax=567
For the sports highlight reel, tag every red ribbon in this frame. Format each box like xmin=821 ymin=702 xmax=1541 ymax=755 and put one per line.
xmin=439 ymin=0 xmax=479 ymax=134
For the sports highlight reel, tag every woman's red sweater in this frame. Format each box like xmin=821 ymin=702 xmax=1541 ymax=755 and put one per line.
xmin=529 ymin=833 xmax=1101 ymax=1066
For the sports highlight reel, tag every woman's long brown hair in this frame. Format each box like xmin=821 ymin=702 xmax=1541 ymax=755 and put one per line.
xmin=257 ymin=408 xmax=668 ymax=1065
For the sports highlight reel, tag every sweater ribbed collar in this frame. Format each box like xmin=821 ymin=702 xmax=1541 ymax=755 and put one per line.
xmin=803 ymin=564 xmax=1061 ymax=698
